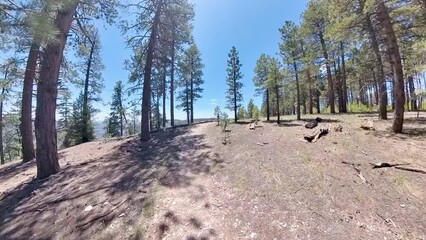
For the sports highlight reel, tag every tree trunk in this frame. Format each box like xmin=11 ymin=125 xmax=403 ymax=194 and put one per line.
xmin=307 ymin=69 xmax=314 ymax=114
xmin=340 ymin=41 xmax=348 ymax=113
xmin=35 ymin=2 xmax=78 ymax=179
xmin=141 ymin=2 xmax=162 ymax=141
xmin=319 ymin=30 xmax=335 ymax=113
xmin=316 ymin=89 xmax=321 ymax=114
xmin=334 ymin=60 xmax=344 ymax=113
xmin=170 ymin=29 xmax=176 ymax=127
xmin=365 ymin=10 xmax=387 ymax=119
xmin=373 ymin=72 xmax=379 ymax=105
xmin=408 ymin=76 xmax=417 ymax=110
xmin=292 ymin=54 xmax=301 ymax=120
xmin=266 ymin=88 xmax=270 ymax=121
xmin=0 ymin=88 xmax=5 ymax=164
xmin=21 ymin=42 xmax=38 ymax=163
xmin=186 ymin=81 xmax=190 ymax=124
xmin=233 ymin=70 xmax=237 ymax=123
xmin=376 ymin=0 xmax=405 ymax=133
xmin=190 ymin=72 xmax=194 ymax=123
xmin=275 ymin=85 xmax=280 ymax=124
xmin=162 ymin=65 xmax=167 ymax=128
xmin=82 ymin=40 xmax=95 ymax=143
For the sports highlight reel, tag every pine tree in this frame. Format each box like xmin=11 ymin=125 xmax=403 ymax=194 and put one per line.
xmin=107 ymin=81 xmax=126 ymax=137
xmin=177 ymin=44 xmax=204 ymax=123
xmin=64 ymin=92 xmax=95 ymax=147
xmin=247 ymin=98 xmax=255 ymax=119
xmin=225 ymin=46 xmax=244 ymax=123
xmin=253 ymin=54 xmax=271 ymax=121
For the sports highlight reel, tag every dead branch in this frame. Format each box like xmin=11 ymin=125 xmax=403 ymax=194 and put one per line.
xmin=304 ymin=128 xmax=329 ymax=143
xmin=394 ymin=166 xmax=426 ymax=174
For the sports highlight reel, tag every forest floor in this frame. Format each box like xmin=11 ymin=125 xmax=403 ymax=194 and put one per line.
xmin=0 ymin=112 xmax=425 ymax=240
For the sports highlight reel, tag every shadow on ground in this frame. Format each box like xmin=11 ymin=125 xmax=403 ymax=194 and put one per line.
xmin=0 ymin=125 xmax=222 ymax=239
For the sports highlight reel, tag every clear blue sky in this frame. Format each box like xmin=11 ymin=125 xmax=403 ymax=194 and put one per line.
xmin=93 ymin=0 xmax=310 ymax=121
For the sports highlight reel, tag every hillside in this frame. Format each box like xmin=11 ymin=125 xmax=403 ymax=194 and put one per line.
xmin=0 ymin=112 xmax=425 ymax=239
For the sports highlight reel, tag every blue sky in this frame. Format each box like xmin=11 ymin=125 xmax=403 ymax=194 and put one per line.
xmin=93 ymin=0 xmax=310 ymax=120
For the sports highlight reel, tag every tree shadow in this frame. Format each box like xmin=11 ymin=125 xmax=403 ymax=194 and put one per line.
xmin=0 ymin=160 xmax=36 ymax=185
xmin=365 ymin=127 xmax=426 ymax=141
xmin=0 ymin=124 xmax=224 ymax=239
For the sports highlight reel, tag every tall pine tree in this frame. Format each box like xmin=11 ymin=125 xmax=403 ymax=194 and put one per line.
xmin=225 ymin=46 xmax=244 ymax=123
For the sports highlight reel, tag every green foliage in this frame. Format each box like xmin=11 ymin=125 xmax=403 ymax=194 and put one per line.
xmin=63 ymin=92 xmax=95 ymax=147
xmin=225 ymin=46 xmax=244 ymax=115
xmin=107 ymin=81 xmax=125 ymax=137
xmin=238 ymin=107 xmax=246 ymax=120
xmin=246 ymin=98 xmax=255 ymax=119
xmin=177 ymin=43 xmax=205 ymax=117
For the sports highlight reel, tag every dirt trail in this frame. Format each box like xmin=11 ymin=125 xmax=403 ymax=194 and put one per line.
xmin=0 ymin=113 xmax=425 ymax=240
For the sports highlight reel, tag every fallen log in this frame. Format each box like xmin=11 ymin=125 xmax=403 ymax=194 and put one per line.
xmin=304 ymin=128 xmax=329 ymax=143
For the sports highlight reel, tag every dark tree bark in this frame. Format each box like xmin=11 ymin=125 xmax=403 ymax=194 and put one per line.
xmin=292 ymin=53 xmax=301 ymax=120
xmin=20 ymin=42 xmax=38 ymax=163
xmin=190 ymin=71 xmax=194 ymax=124
xmin=162 ymin=65 xmax=167 ymax=128
xmin=170 ymin=28 xmax=176 ymax=127
xmin=266 ymin=88 xmax=270 ymax=121
xmin=82 ymin=39 xmax=95 ymax=143
xmin=340 ymin=41 xmax=348 ymax=113
xmin=275 ymin=84 xmax=280 ymax=124
xmin=376 ymin=0 xmax=405 ymax=133
xmin=316 ymin=89 xmax=321 ymax=114
xmin=141 ymin=2 xmax=162 ymax=141
xmin=408 ymin=76 xmax=417 ymax=110
xmin=35 ymin=2 xmax=78 ymax=179
xmin=319 ymin=30 xmax=335 ymax=113
xmin=0 ymin=87 xmax=5 ymax=164
xmin=307 ymin=69 xmax=314 ymax=114
xmin=373 ymin=72 xmax=379 ymax=105
xmin=186 ymin=80 xmax=190 ymax=124
xmin=365 ymin=10 xmax=388 ymax=119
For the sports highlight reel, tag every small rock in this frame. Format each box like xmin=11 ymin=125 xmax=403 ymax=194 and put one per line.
xmin=84 ymin=205 xmax=93 ymax=212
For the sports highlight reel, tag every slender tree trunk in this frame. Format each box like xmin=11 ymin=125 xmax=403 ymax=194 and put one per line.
xmin=373 ymin=72 xmax=379 ymax=105
xmin=82 ymin=40 xmax=95 ymax=143
xmin=365 ymin=10 xmax=387 ymax=119
xmin=141 ymin=2 xmax=162 ymax=141
xmin=376 ymin=0 xmax=405 ymax=133
xmin=334 ymin=60 xmax=344 ymax=113
xmin=408 ymin=76 xmax=417 ymax=110
xmin=233 ymin=71 xmax=237 ymax=123
xmin=21 ymin=42 xmax=38 ymax=163
xmin=340 ymin=41 xmax=348 ymax=113
xmin=319 ymin=30 xmax=335 ymax=113
xmin=266 ymin=88 xmax=270 ymax=121
xmin=186 ymin=81 xmax=190 ymax=124
xmin=275 ymin=85 xmax=280 ymax=124
xmin=170 ymin=29 xmax=176 ymax=127
xmin=292 ymin=54 xmax=301 ymax=120
xmin=119 ymin=91 xmax=123 ymax=136
xmin=162 ymin=65 xmax=167 ymax=128
xmin=0 ymin=88 xmax=5 ymax=164
xmin=307 ymin=70 xmax=313 ymax=114
xmin=35 ymin=2 xmax=78 ymax=179
xmin=316 ymin=89 xmax=321 ymax=114
xmin=190 ymin=72 xmax=194 ymax=123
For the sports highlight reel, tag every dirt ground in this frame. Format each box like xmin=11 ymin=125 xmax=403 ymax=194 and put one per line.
xmin=0 ymin=112 xmax=425 ymax=240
